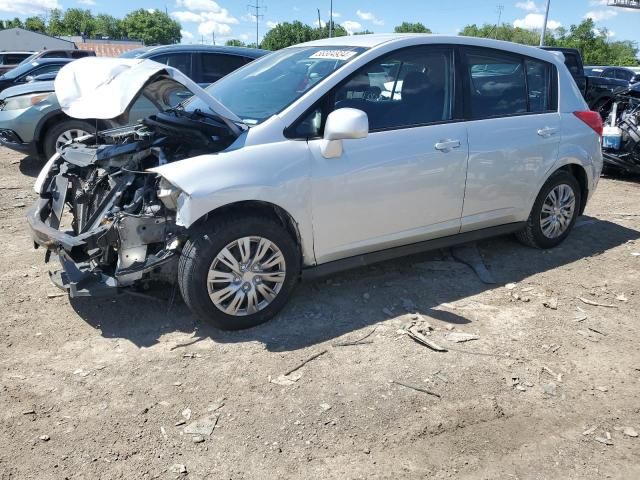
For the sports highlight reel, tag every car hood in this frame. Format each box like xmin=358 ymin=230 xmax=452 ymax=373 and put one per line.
xmin=54 ymin=57 xmax=244 ymax=134
xmin=0 ymin=80 xmax=55 ymax=100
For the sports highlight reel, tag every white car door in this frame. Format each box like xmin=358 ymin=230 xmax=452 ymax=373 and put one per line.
xmin=294 ymin=46 xmax=469 ymax=264
xmin=460 ymin=49 xmax=561 ymax=231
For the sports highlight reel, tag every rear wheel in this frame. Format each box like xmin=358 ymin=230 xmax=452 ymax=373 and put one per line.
xmin=178 ymin=216 xmax=300 ymax=330
xmin=43 ymin=119 xmax=94 ymax=160
xmin=516 ymin=171 xmax=581 ymax=249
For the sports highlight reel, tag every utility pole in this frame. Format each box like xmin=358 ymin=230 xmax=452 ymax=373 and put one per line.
xmin=494 ymin=4 xmax=504 ymax=39
xmin=317 ymin=8 xmax=322 ymax=30
xmin=329 ymin=0 xmax=333 ymax=37
xmin=248 ymin=1 xmax=265 ymax=48
xmin=212 ymin=32 xmax=215 ymax=45
xmin=539 ymin=0 xmax=551 ymax=47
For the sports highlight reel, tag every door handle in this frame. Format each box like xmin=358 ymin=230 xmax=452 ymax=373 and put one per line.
xmin=537 ymin=127 xmax=558 ymax=137
xmin=434 ymin=139 xmax=461 ymax=151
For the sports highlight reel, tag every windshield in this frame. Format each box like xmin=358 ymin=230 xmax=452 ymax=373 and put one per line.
xmin=18 ymin=53 xmax=39 ymax=66
xmin=2 ymin=61 xmax=47 ymax=79
xmin=185 ymin=46 xmax=366 ymax=124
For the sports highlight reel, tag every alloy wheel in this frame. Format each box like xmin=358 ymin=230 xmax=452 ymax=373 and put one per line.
xmin=55 ymin=129 xmax=90 ymax=154
xmin=207 ymin=236 xmax=286 ymax=316
xmin=540 ymin=184 xmax=576 ymax=239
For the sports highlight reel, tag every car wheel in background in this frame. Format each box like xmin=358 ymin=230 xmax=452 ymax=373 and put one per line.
xmin=516 ymin=170 xmax=582 ymax=249
xmin=178 ymin=216 xmax=301 ymax=330
xmin=43 ymin=119 xmax=94 ymax=160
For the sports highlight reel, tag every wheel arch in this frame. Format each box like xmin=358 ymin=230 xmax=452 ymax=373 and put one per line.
xmin=187 ymin=200 xmax=306 ymax=264
xmin=557 ymin=163 xmax=589 ymax=215
xmin=34 ymin=112 xmax=108 ymax=156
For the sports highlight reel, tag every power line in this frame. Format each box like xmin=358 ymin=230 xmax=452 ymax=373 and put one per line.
xmin=248 ymin=1 xmax=265 ymax=47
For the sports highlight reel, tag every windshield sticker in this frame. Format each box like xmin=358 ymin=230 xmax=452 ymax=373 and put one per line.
xmin=309 ymin=50 xmax=358 ymax=61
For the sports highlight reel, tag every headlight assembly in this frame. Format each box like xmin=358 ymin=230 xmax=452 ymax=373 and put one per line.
xmin=1 ymin=92 xmax=51 ymax=111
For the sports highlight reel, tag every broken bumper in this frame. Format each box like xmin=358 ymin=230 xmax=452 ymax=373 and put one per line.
xmin=27 ymin=197 xmax=177 ymax=298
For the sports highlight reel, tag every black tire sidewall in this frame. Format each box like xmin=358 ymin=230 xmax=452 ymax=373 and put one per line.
xmin=179 ymin=217 xmax=300 ymax=330
xmin=528 ymin=171 xmax=581 ymax=249
xmin=43 ymin=119 xmax=95 ymax=160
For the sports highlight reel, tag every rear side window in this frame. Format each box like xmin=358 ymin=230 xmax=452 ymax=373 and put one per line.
xmin=42 ymin=51 xmax=66 ymax=59
xmin=71 ymin=51 xmax=92 ymax=59
xmin=151 ymin=53 xmax=192 ymax=77
xmin=199 ymin=53 xmax=247 ymax=84
xmin=466 ymin=51 xmax=527 ymax=118
xmin=615 ymin=69 xmax=632 ymax=81
xmin=526 ymin=59 xmax=554 ymax=113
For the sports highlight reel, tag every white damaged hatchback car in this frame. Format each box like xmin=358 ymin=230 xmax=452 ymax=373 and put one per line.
xmin=28 ymin=34 xmax=603 ymax=329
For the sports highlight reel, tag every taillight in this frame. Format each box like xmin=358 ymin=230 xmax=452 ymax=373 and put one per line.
xmin=574 ymin=110 xmax=603 ymax=137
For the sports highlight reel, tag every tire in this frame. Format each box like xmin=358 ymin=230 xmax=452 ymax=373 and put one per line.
xmin=43 ymin=119 xmax=95 ymax=160
xmin=178 ymin=215 xmax=301 ymax=330
xmin=516 ymin=170 xmax=582 ymax=249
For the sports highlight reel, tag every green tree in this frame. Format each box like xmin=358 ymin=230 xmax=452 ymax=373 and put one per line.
xmin=121 ymin=9 xmax=181 ymax=45
xmin=5 ymin=17 xmax=24 ymax=29
xmin=94 ymin=14 xmax=123 ymax=39
xmin=62 ymin=8 xmax=96 ymax=36
xmin=315 ymin=21 xmax=347 ymax=39
xmin=460 ymin=23 xmax=541 ymax=45
xmin=225 ymin=39 xmax=246 ymax=47
xmin=46 ymin=8 xmax=65 ymax=36
xmin=261 ymin=21 xmax=316 ymax=50
xmin=394 ymin=22 xmax=431 ymax=34
xmin=354 ymin=30 xmax=375 ymax=35
xmin=24 ymin=16 xmax=46 ymax=33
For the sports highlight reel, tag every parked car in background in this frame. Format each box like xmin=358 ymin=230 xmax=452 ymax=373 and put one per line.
xmin=0 ymin=46 xmax=267 ymax=160
xmin=120 ymin=44 xmax=269 ymax=85
xmin=0 ymin=58 xmax=73 ymax=94
xmin=542 ymin=47 xmax=628 ymax=112
xmin=0 ymin=51 xmax=34 ymax=75
xmin=585 ymin=66 xmax=640 ymax=85
xmin=28 ymin=35 xmax=602 ymax=330
xmin=17 ymin=49 xmax=95 ymax=66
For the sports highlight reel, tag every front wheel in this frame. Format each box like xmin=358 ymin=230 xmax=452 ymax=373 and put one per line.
xmin=42 ymin=119 xmax=94 ymax=160
xmin=516 ymin=171 xmax=581 ymax=249
xmin=178 ymin=216 xmax=301 ymax=330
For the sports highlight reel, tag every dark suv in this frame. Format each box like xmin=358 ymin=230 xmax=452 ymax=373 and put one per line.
xmin=18 ymin=49 xmax=96 ymax=66
xmin=120 ymin=44 xmax=268 ymax=85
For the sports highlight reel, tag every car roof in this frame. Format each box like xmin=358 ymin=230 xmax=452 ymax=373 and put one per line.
xmin=0 ymin=51 xmax=35 ymax=54
xmin=298 ymin=34 xmax=561 ymax=62
xmin=122 ymin=44 xmax=269 ymax=59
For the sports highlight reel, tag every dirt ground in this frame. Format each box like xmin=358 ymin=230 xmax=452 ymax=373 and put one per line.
xmin=1 ymin=146 xmax=639 ymax=480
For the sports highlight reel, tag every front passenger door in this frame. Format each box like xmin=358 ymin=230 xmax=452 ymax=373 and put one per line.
xmin=304 ymin=46 xmax=469 ymax=264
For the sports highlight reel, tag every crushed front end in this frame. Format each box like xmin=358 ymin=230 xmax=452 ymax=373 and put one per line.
xmin=27 ymin=110 xmax=236 ymax=296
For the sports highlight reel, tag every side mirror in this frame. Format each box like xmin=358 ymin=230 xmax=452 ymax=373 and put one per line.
xmin=24 ymin=75 xmax=34 ymax=83
xmin=321 ymin=108 xmax=368 ymax=159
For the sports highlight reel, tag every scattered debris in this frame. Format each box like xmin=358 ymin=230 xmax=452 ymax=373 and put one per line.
xmin=12 ymin=202 xmax=25 ymax=208
xmin=505 ymin=283 xmax=517 ymax=290
xmin=22 ymin=409 xmax=36 ymax=415
xmin=543 ymin=297 xmax=558 ymax=310
xmin=207 ymin=399 xmax=225 ymax=412
xmin=406 ymin=322 xmax=447 ymax=352
xmin=270 ymin=372 xmax=302 ymax=386
xmin=39 ymin=435 xmax=50 ymax=442
xmin=623 ymin=427 xmax=638 ymax=437
xmin=181 ymin=408 xmax=192 ymax=421
xmin=182 ymin=352 xmax=201 ymax=359
xmin=320 ymin=403 xmax=332 ymax=412
xmin=391 ymin=380 xmax=441 ymax=398
xmin=541 ymin=382 xmax=557 ymax=396
xmin=577 ymin=330 xmax=600 ymax=342
xmin=174 ymin=420 xmax=186 ymax=427
xmin=444 ymin=332 xmax=480 ymax=343
xmin=582 ymin=425 xmax=598 ymax=436
xmin=160 ymin=426 xmax=168 ymax=439
xmin=578 ymin=297 xmax=617 ymax=308
xmin=616 ymin=293 xmax=628 ymax=303
xmin=596 ymin=386 xmax=608 ymax=392
xmin=334 ymin=327 xmax=377 ymax=347
xmin=192 ymin=435 xmax=205 ymax=444
xmin=46 ymin=292 xmax=67 ymax=299
xmin=588 ymin=327 xmax=607 ymax=336
xmin=184 ymin=414 xmax=219 ymax=436
xmin=451 ymin=243 xmax=497 ymax=284
xmin=283 ymin=350 xmax=328 ymax=377
xmin=595 ymin=436 xmax=613 ymax=446
xmin=172 ymin=381 xmax=182 ymax=387
xmin=170 ymin=464 xmax=187 ymax=474
xmin=574 ymin=308 xmax=588 ymax=322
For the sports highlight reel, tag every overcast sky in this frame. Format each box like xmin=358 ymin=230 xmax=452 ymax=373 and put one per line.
xmin=0 ymin=0 xmax=638 ymax=45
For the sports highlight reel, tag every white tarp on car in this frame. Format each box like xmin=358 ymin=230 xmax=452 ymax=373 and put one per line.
xmin=54 ymin=57 xmax=242 ymax=127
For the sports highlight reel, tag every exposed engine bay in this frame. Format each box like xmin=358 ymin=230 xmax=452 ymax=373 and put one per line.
xmin=28 ymin=108 xmax=237 ymax=296
xmin=601 ymin=87 xmax=640 ymax=174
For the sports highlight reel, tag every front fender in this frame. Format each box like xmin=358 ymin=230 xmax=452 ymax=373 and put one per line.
xmin=151 ymin=139 xmax=314 ymax=263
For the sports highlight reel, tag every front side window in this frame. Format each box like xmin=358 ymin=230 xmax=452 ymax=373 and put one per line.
xmin=186 ymin=46 xmax=366 ymax=125
xmin=467 ymin=50 xmax=527 ymax=119
xmin=615 ymin=69 xmax=632 ymax=81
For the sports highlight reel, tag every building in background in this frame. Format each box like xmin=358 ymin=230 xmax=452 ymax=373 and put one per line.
xmin=59 ymin=37 xmax=144 ymax=57
xmin=0 ymin=28 xmax=74 ymax=52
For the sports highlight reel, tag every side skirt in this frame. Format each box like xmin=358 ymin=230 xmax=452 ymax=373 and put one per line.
xmin=301 ymin=222 xmax=526 ymax=281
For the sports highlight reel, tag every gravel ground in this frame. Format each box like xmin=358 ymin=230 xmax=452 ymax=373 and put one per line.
xmin=1 ymin=146 xmax=639 ymax=480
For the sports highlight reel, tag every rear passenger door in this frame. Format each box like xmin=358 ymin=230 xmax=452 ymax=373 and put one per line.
xmin=460 ymin=48 xmax=560 ymax=232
